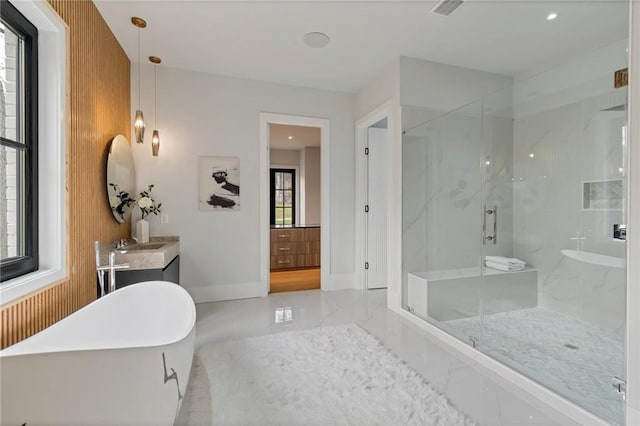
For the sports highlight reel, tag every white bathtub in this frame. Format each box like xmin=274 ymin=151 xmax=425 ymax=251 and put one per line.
xmin=0 ymin=281 xmax=196 ymax=425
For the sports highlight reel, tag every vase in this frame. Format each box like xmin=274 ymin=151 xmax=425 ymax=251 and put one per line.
xmin=136 ymin=218 xmax=149 ymax=243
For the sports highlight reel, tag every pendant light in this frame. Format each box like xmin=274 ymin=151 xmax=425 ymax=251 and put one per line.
xmin=149 ymin=56 xmax=161 ymax=156
xmin=132 ymin=17 xmax=147 ymax=144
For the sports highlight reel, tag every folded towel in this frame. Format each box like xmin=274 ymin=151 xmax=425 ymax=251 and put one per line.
xmin=485 ymin=256 xmax=526 ymax=266
xmin=485 ymin=261 xmax=525 ymax=272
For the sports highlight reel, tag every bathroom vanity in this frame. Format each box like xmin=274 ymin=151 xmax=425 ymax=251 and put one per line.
xmin=99 ymin=236 xmax=180 ymax=289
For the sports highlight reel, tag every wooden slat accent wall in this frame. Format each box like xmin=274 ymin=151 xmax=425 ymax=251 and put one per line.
xmin=0 ymin=0 xmax=131 ymax=349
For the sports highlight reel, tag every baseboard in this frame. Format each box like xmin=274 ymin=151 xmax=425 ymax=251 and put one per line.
xmin=188 ymin=281 xmax=266 ymax=304
xmin=189 ymin=273 xmax=357 ymax=303
xmin=386 ymin=288 xmax=401 ymax=313
xmin=398 ymin=309 xmax=609 ymax=426
xmin=628 ymin=404 xmax=640 ymax=426
xmin=322 ymin=272 xmax=356 ymax=291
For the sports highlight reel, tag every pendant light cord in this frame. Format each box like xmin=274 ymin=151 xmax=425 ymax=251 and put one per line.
xmin=154 ymin=64 xmax=158 ymax=127
xmin=138 ymin=27 xmax=141 ymax=109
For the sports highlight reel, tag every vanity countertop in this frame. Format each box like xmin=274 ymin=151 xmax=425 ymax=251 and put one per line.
xmin=100 ymin=236 xmax=179 ymax=271
xmin=270 ymin=224 xmax=320 ymax=229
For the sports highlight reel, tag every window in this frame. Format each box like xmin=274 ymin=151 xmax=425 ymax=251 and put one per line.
xmin=1 ymin=1 xmax=38 ymax=282
xmin=270 ymin=168 xmax=296 ymax=225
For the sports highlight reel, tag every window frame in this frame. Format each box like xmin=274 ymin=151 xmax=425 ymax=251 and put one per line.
xmin=1 ymin=0 xmax=39 ymax=282
xmin=270 ymin=168 xmax=296 ymax=226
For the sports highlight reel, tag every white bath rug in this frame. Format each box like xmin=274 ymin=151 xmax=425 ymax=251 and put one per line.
xmin=189 ymin=324 xmax=476 ymax=425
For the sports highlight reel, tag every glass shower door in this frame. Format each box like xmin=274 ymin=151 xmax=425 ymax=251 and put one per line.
xmin=403 ymin=101 xmax=484 ymax=346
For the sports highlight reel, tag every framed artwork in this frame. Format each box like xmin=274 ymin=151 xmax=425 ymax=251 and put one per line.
xmin=198 ymin=156 xmax=240 ymax=211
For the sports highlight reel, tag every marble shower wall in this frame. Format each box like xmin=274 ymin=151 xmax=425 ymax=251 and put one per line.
xmin=512 ymin=89 xmax=627 ymax=330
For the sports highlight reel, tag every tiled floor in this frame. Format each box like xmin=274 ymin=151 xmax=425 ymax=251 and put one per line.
xmin=445 ymin=308 xmax=625 ymax=424
xmin=178 ymin=289 xmax=578 ymax=425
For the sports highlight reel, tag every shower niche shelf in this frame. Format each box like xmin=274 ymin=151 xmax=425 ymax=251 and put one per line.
xmin=582 ymin=179 xmax=623 ymax=211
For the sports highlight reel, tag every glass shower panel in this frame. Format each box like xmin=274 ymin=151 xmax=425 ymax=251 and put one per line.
xmin=402 ymin=101 xmax=483 ymax=346
xmin=399 ymin=3 xmax=628 ymax=423
xmin=478 ymin=79 xmax=628 ymax=423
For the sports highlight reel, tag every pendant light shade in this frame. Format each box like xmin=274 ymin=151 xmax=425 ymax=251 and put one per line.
xmin=132 ymin=17 xmax=147 ymax=143
xmin=134 ymin=109 xmax=145 ymax=143
xmin=149 ymin=55 xmax=162 ymax=157
xmin=152 ymin=130 xmax=160 ymax=156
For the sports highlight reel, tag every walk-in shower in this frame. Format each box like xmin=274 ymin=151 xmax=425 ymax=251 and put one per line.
xmin=401 ymin=37 xmax=629 ymax=424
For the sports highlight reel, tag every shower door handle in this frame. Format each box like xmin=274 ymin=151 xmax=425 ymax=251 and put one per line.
xmin=493 ymin=205 xmax=497 ymax=245
xmin=483 ymin=205 xmax=497 ymax=245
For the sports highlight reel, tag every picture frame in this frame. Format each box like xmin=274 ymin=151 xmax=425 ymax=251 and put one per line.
xmin=198 ymin=156 xmax=240 ymax=211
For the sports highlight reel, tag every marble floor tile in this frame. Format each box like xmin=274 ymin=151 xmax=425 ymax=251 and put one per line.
xmin=180 ymin=289 xmax=579 ymax=426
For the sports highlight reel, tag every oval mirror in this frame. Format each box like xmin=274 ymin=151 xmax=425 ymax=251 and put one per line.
xmin=106 ymin=135 xmax=136 ymax=223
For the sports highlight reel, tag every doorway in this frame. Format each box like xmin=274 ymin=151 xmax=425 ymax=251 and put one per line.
xmin=356 ymin=102 xmax=392 ymax=291
xmin=269 ymin=125 xmax=320 ymax=292
xmin=364 ymin=123 xmax=388 ymax=289
xmin=259 ymin=113 xmax=330 ymax=295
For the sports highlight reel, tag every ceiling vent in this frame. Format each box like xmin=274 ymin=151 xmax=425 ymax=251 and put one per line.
xmin=431 ymin=0 xmax=464 ymax=16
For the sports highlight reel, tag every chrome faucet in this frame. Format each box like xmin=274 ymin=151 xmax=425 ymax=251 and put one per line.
xmin=94 ymin=241 xmax=105 ymax=297
xmin=95 ymin=241 xmax=130 ymax=296
xmin=115 ymin=238 xmax=128 ymax=249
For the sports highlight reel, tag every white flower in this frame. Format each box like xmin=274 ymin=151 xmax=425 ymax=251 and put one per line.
xmin=109 ymin=196 xmax=121 ymax=208
xmin=138 ymin=196 xmax=153 ymax=209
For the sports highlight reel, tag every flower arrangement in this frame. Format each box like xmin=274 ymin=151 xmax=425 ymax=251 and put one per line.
xmin=137 ymin=184 xmax=162 ymax=219
xmin=108 ymin=183 xmax=135 ymax=221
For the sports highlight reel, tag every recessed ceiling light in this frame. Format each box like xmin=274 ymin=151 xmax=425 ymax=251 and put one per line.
xmin=303 ymin=32 xmax=330 ymax=48
xmin=529 ymin=153 xmax=535 ymax=158
xmin=288 ymin=136 xmax=293 ymax=140
xmin=547 ymin=12 xmax=558 ymax=21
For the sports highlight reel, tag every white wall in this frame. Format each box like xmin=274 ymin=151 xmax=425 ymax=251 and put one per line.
xmin=131 ymin=64 xmax=355 ymax=301
xmin=303 ymin=146 xmax=321 ymax=224
xmin=354 ymin=60 xmax=399 ymax=119
xmin=269 ymin=149 xmax=299 ymax=166
xmin=354 ymin=61 xmax=402 ymax=311
xmin=399 ymin=56 xmax=512 ymax=113
xmin=513 ymin=39 xmax=629 ymax=118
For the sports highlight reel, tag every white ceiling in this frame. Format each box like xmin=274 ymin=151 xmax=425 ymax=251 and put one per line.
xmin=269 ymin=124 xmax=320 ymax=150
xmin=94 ymin=0 xmax=628 ymax=93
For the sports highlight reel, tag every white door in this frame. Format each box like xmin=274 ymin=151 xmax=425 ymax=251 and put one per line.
xmin=366 ymin=127 xmax=387 ymax=289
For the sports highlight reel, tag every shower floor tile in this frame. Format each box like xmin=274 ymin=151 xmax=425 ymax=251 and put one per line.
xmin=444 ymin=308 xmax=625 ymax=424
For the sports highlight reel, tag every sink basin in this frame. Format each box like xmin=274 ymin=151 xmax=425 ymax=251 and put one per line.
xmin=126 ymin=242 xmax=166 ymax=251
xmin=561 ymin=249 xmax=624 ymax=268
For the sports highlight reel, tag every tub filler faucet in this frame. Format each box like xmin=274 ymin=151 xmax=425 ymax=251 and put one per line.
xmin=95 ymin=241 xmax=130 ymax=296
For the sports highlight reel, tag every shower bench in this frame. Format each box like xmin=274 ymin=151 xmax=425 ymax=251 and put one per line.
xmin=407 ymin=266 xmax=537 ymax=321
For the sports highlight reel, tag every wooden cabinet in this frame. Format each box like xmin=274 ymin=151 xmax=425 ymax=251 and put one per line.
xmin=270 ymin=228 xmax=320 ymax=270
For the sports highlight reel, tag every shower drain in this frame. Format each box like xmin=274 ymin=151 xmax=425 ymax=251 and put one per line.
xmin=564 ymin=343 xmax=579 ymax=350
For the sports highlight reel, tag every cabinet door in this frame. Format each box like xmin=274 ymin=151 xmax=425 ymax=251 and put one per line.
xmin=271 ymin=241 xmax=308 ymax=255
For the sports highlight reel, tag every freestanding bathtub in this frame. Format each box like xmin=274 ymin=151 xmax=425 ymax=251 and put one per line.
xmin=0 ymin=281 xmax=196 ymax=425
